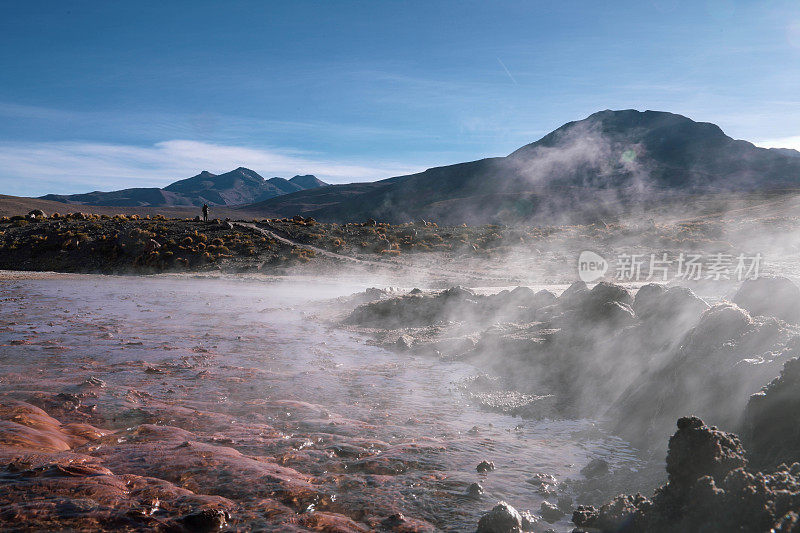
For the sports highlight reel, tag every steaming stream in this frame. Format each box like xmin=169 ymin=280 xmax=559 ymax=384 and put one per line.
xmin=0 ymin=274 xmax=646 ymax=531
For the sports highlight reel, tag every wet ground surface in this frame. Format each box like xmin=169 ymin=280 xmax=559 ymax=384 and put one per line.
xmin=0 ymin=274 xmax=646 ymax=531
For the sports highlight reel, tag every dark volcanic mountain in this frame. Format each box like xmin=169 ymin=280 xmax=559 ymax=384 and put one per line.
xmin=40 ymin=168 xmax=327 ymax=207
xmin=242 ymin=110 xmax=800 ymax=224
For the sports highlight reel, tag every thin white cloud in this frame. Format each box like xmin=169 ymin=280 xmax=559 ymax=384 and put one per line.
xmin=755 ymin=136 xmax=800 ymax=151
xmin=0 ymin=140 xmax=426 ymax=196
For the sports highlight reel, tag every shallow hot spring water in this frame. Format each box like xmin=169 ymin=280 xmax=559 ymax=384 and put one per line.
xmin=0 ymin=275 xmax=644 ymax=531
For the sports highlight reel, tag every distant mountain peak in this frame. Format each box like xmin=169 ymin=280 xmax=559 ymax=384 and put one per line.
xmin=289 ymin=174 xmax=327 ymax=189
xmin=42 ymin=168 xmax=328 ymax=208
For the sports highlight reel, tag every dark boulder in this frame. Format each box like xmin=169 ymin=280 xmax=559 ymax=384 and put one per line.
xmin=683 ymin=303 xmax=752 ymax=349
xmin=733 ymin=276 xmax=800 ymax=324
xmin=558 ymin=281 xmax=589 ymax=307
xmin=180 ymin=509 xmax=230 ymax=532
xmin=438 ymin=286 xmax=476 ymax=301
xmin=563 ymin=282 xmax=634 ymax=325
xmin=476 ymin=501 xmax=527 ymax=533
xmin=570 ymin=417 xmax=800 ymax=533
xmin=634 ymin=284 xmax=708 ymax=325
xmin=666 ymin=416 xmax=747 ymax=491
xmin=572 ymin=494 xmax=649 ymax=532
xmin=580 ymin=458 xmax=610 ymax=478
xmin=539 ymin=501 xmax=565 ymax=523
xmin=396 ymin=335 xmax=414 ymax=351
xmin=381 ymin=513 xmax=406 ymax=528
xmin=596 ymin=300 xmax=635 ymax=326
xmin=632 ymin=283 xmax=667 ymax=318
xmin=588 ymin=281 xmax=633 ymax=308
xmin=508 ymin=286 xmax=535 ymax=301
xmin=467 ymin=482 xmax=485 ymax=498
xmin=743 ymin=357 xmax=800 ymax=469
xmin=531 ymin=289 xmax=557 ymax=309
xmin=477 ymin=460 xmax=496 ymax=473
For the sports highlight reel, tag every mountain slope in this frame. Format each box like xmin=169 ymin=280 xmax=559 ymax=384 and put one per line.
xmin=242 ymin=110 xmax=800 ymax=224
xmin=40 ymin=168 xmax=327 ymax=207
xmin=288 ymin=175 xmax=328 ymax=189
xmin=40 ymin=188 xmax=192 ymax=208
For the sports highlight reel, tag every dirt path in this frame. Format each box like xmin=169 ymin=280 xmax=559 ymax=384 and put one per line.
xmin=234 ymin=221 xmax=522 ymax=285
xmin=235 ymin=221 xmax=397 ymax=269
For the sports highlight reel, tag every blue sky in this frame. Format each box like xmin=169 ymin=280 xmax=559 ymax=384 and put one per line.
xmin=1 ymin=0 xmax=799 ymax=196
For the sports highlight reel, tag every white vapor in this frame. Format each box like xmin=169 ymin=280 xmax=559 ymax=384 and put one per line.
xmin=0 ymin=140 xmax=425 ymax=196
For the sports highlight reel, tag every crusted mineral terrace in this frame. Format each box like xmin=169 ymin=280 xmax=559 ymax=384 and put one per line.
xmin=2 ymin=275 xmax=658 ymax=532
xmin=4 ymin=272 xmax=800 ymax=532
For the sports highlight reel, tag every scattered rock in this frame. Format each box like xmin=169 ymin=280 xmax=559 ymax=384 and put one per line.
xmin=81 ymin=376 xmax=106 ymax=387
xmin=439 ymin=286 xmax=476 ymax=301
xmin=477 ymin=460 xmax=496 ymax=473
xmin=634 ymin=284 xmax=708 ymax=326
xmin=396 ymin=335 xmax=414 ymax=351
xmin=365 ymin=287 xmax=388 ymax=299
xmin=476 ymin=501 xmax=526 ymax=533
xmin=734 ymin=276 xmax=800 ymax=324
xmin=572 ymin=417 xmax=800 ymax=533
xmin=557 ymin=494 xmax=572 ymax=513
xmin=632 ymin=283 xmax=667 ymax=318
xmin=560 ymin=280 xmax=588 ymax=300
xmin=596 ymin=300 xmax=635 ymax=325
xmin=668 ymin=416 xmax=747 ymax=490
xmin=683 ymin=303 xmax=752 ymax=348
xmin=520 ymin=510 xmax=537 ymax=531
xmin=180 ymin=508 xmax=229 ymax=532
xmin=539 ymin=501 xmax=565 ymax=523
xmin=588 ymin=281 xmax=633 ymax=308
xmin=744 ymin=356 xmax=800 ymax=469
xmin=381 ymin=513 xmax=405 ymax=528
xmin=580 ymin=458 xmax=609 ymax=478
xmin=467 ymin=482 xmax=484 ymax=498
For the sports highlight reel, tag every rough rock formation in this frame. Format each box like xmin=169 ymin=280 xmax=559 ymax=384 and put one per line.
xmin=476 ymin=501 xmax=535 ymax=533
xmin=612 ymin=301 xmax=799 ymax=451
xmin=344 ymin=279 xmax=800 ymax=453
xmin=743 ymin=356 xmax=800 ymax=470
xmin=573 ymin=417 xmax=800 ymax=533
xmin=734 ymin=276 xmax=800 ymax=324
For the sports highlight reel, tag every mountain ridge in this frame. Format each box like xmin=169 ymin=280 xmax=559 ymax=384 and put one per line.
xmin=241 ymin=109 xmax=800 ymax=224
xmin=40 ymin=168 xmax=328 ymax=208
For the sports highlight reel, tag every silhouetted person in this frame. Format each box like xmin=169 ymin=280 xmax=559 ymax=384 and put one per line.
xmin=202 ymin=204 xmax=208 ymax=222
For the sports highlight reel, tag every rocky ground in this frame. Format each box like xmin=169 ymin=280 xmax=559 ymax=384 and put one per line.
xmin=2 ymin=208 xmax=799 ymax=282
xmin=571 ymin=416 xmax=800 ymax=533
xmin=0 ymin=213 xmax=323 ymax=274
